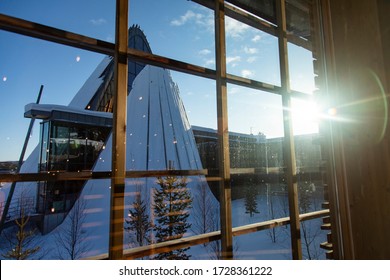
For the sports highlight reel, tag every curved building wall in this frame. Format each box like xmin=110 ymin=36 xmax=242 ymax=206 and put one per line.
xmin=52 ymin=65 xmax=215 ymax=256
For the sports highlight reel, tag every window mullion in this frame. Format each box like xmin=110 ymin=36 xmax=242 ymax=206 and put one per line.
xmin=276 ymin=0 xmax=302 ymax=260
xmin=215 ymin=0 xmax=233 ymax=260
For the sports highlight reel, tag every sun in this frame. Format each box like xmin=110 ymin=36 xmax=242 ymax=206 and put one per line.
xmin=290 ymin=98 xmax=320 ymax=135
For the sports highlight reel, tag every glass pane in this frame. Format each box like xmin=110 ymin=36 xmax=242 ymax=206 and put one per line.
xmin=171 ymin=71 xmax=217 ymax=175
xmin=286 ymin=0 xmax=316 ymax=94
xmin=227 ymin=84 xmax=291 ymax=258
xmin=0 ymin=0 xmax=115 ymax=41
xmin=291 ymin=98 xmax=319 ymax=136
xmin=225 ymin=16 xmax=280 ymax=86
xmin=226 ymin=0 xmax=277 ymax=25
xmin=0 ymin=31 xmax=106 ymax=163
xmin=172 ymin=72 xmax=217 ymax=130
xmin=294 ymin=133 xmax=323 ymax=213
xmin=234 ymin=226 xmax=293 ymax=260
xmin=228 ymin=84 xmax=284 ymax=140
xmin=39 ymin=121 xmax=50 ymax=172
xmin=123 ymin=176 xmax=218 ymax=260
xmin=300 ymin=219 xmax=328 ymax=260
xmin=288 ymin=42 xmax=316 ymax=94
xmin=286 ymin=0 xmax=312 ymax=43
xmin=103 ymin=65 xmax=212 ymax=172
xmin=227 ymin=84 xmax=285 ymax=216
xmin=49 ymin=125 xmax=69 ymax=171
xmin=130 ymin=0 xmax=215 ymax=68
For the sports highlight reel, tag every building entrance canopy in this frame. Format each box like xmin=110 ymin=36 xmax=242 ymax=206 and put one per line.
xmin=24 ymin=103 xmax=113 ymax=128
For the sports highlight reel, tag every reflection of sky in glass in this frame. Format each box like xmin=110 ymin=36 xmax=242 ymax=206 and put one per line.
xmin=225 ymin=17 xmax=281 ymax=87
xmin=228 ymin=86 xmax=284 ymax=138
xmin=0 ymin=0 xmax=317 ymax=161
xmin=288 ymin=43 xmax=316 ymax=94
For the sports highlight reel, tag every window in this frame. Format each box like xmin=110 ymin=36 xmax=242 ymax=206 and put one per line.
xmin=0 ymin=0 xmax=330 ymax=260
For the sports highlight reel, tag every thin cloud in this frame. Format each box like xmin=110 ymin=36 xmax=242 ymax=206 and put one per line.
xmin=241 ymin=69 xmax=254 ymax=78
xmin=171 ymin=10 xmax=203 ymax=26
xmin=225 ymin=17 xmax=250 ymax=38
xmin=244 ymin=47 xmax=259 ymax=54
xmin=106 ymin=35 xmax=114 ymax=42
xmin=228 ymin=86 xmax=240 ymax=95
xmin=204 ymin=59 xmax=215 ymax=67
xmin=252 ymin=35 xmax=261 ymax=42
xmin=247 ymin=56 xmax=257 ymax=63
xmin=90 ymin=18 xmax=107 ymax=26
xmin=171 ymin=9 xmax=214 ymax=33
xmin=199 ymin=49 xmax=211 ymax=55
xmin=226 ymin=56 xmax=241 ymax=65
xmin=244 ymin=46 xmax=258 ymax=54
xmin=205 ymin=59 xmax=215 ymax=66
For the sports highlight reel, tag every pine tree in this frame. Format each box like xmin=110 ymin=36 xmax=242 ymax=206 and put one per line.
xmin=153 ymin=176 xmax=192 ymax=260
xmin=244 ymin=184 xmax=259 ymax=217
xmin=298 ymin=181 xmax=313 ymax=213
xmin=125 ymin=190 xmax=152 ymax=247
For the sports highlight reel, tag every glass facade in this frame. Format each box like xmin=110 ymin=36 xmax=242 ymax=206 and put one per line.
xmin=37 ymin=121 xmax=110 ymax=216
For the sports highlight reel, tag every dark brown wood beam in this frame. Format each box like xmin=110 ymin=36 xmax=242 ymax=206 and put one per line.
xmin=0 ymin=170 xmax=208 ymax=183
xmin=191 ymin=0 xmax=312 ymax=50
xmin=84 ymin=209 xmax=329 ymax=260
xmin=0 ymin=13 xmax=115 ymax=55
xmin=0 ymin=13 xmax=313 ymax=99
xmin=276 ymin=0 xmax=302 ymax=260
xmin=108 ymin=0 xmax=129 ymax=260
xmin=215 ymin=0 xmax=234 ymax=260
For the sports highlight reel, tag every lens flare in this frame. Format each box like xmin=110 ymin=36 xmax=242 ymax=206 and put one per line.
xmin=327 ymin=107 xmax=337 ymax=116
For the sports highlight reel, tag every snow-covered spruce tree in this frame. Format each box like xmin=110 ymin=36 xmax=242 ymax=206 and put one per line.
xmin=244 ymin=184 xmax=259 ymax=217
xmin=153 ymin=176 xmax=192 ymax=260
xmin=125 ymin=188 xmax=152 ymax=248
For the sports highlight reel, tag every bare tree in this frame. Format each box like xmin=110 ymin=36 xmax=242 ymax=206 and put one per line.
xmin=267 ymin=190 xmax=278 ymax=243
xmin=191 ymin=181 xmax=237 ymax=260
xmin=1 ymin=192 xmax=40 ymax=260
xmin=192 ymin=182 xmax=217 ymax=236
xmin=298 ymin=181 xmax=323 ymax=259
xmin=301 ymin=219 xmax=322 ymax=259
xmin=205 ymin=207 xmax=222 ymax=260
xmin=54 ymin=197 xmax=90 ymax=259
xmin=202 ymin=207 xmax=241 ymax=260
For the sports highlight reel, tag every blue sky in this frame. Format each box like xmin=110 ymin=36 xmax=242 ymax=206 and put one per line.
xmin=0 ymin=0 xmax=317 ymax=161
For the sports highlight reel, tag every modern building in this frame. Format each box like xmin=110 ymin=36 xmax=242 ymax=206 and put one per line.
xmin=0 ymin=0 xmax=389 ymax=260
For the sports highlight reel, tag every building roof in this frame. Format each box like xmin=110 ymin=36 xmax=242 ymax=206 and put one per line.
xmin=24 ymin=103 xmax=113 ymax=127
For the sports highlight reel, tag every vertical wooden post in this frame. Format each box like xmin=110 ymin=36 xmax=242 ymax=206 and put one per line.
xmin=312 ymin=0 xmax=345 ymax=260
xmin=215 ymin=0 xmax=233 ymax=260
xmin=109 ymin=0 xmax=128 ymax=260
xmin=275 ymin=0 xmax=302 ymax=260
